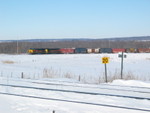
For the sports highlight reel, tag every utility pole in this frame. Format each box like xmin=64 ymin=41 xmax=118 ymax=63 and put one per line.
xmin=118 ymin=52 xmax=127 ymax=79
xmin=16 ymin=40 xmax=18 ymax=54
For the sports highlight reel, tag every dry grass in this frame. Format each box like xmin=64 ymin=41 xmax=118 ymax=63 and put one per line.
xmin=43 ymin=68 xmax=60 ymax=78
xmin=2 ymin=60 xmax=15 ymax=64
xmin=146 ymin=58 xmax=150 ymax=60
xmin=64 ymin=72 xmax=73 ymax=78
xmin=40 ymin=68 xmax=143 ymax=84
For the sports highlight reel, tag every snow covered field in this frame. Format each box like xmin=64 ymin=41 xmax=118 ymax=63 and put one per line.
xmin=0 ymin=53 xmax=150 ymax=82
xmin=0 ymin=53 xmax=150 ymax=113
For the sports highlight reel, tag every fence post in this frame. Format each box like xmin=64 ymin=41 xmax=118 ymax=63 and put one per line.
xmin=78 ymin=75 xmax=80 ymax=81
xmin=1 ymin=71 xmax=3 ymax=77
xmin=11 ymin=72 xmax=13 ymax=78
xmin=21 ymin=72 xmax=24 ymax=78
xmin=99 ymin=76 xmax=101 ymax=84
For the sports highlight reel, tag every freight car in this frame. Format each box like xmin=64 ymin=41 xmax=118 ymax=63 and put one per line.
xmin=87 ymin=48 xmax=100 ymax=53
xmin=75 ymin=48 xmax=87 ymax=53
xmin=138 ymin=48 xmax=150 ymax=53
xmin=100 ymin=48 xmax=112 ymax=53
xmin=59 ymin=48 xmax=75 ymax=54
xmin=126 ymin=48 xmax=138 ymax=53
xmin=112 ymin=48 xmax=126 ymax=53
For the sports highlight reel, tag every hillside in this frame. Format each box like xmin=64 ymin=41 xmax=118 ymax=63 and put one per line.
xmin=0 ymin=36 xmax=150 ymax=42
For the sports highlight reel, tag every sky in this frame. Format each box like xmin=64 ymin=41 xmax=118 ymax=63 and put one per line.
xmin=0 ymin=0 xmax=150 ymax=40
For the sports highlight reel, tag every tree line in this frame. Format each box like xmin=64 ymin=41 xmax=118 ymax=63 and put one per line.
xmin=0 ymin=40 xmax=150 ymax=54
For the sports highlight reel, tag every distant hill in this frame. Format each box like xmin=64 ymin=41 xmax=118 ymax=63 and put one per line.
xmin=0 ymin=36 xmax=150 ymax=42
xmin=101 ymin=36 xmax=150 ymax=41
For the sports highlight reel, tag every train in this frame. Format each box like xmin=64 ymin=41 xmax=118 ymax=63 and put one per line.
xmin=28 ymin=48 xmax=150 ymax=54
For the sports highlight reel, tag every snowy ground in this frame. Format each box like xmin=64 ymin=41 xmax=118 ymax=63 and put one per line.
xmin=0 ymin=78 xmax=150 ymax=113
xmin=0 ymin=53 xmax=150 ymax=82
xmin=0 ymin=53 xmax=150 ymax=113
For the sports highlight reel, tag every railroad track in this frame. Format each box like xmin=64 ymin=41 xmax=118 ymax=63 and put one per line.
xmin=2 ymin=78 xmax=150 ymax=94
xmin=0 ymin=91 xmax=150 ymax=112
xmin=32 ymin=79 xmax=150 ymax=90
xmin=0 ymin=83 xmax=149 ymax=100
xmin=30 ymin=81 xmax=150 ymax=94
xmin=0 ymin=81 xmax=150 ymax=112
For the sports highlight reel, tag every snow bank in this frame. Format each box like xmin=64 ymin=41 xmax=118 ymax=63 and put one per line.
xmin=111 ymin=80 xmax=150 ymax=88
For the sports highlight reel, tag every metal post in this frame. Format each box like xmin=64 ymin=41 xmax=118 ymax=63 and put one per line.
xmin=121 ymin=52 xmax=124 ymax=79
xmin=105 ymin=63 xmax=107 ymax=83
xmin=16 ymin=40 xmax=18 ymax=54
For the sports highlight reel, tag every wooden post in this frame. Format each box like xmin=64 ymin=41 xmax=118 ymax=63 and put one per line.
xmin=21 ymin=72 xmax=24 ymax=78
xmin=78 ymin=75 xmax=80 ymax=81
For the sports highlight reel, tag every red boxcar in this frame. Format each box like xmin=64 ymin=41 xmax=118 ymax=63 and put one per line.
xmin=138 ymin=48 xmax=150 ymax=53
xmin=59 ymin=48 xmax=75 ymax=54
xmin=112 ymin=48 xmax=126 ymax=53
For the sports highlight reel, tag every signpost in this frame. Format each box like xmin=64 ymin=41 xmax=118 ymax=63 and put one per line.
xmin=102 ymin=57 xmax=109 ymax=83
xmin=118 ymin=52 xmax=127 ymax=79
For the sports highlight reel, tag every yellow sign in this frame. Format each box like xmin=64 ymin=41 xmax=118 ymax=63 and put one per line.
xmin=102 ymin=57 xmax=109 ymax=64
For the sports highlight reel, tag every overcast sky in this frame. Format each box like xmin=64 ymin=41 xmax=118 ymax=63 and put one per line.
xmin=0 ymin=0 xmax=150 ymax=40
